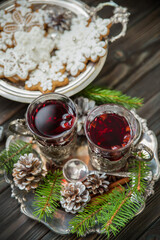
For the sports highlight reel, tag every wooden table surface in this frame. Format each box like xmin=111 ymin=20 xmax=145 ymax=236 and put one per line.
xmin=0 ymin=0 xmax=160 ymax=239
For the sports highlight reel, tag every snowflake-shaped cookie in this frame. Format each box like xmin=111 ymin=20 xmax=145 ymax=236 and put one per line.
xmin=3 ymin=10 xmax=43 ymax=33
xmin=25 ymin=61 xmax=68 ymax=93
xmin=0 ymin=49 xmax=37 ymax=80
xmin=14 ymin=26 xmax=55 ymax=63
xmin=0 ymin=32 xmax=13 ymax=51
xmin=55 ymin=16 xmax=109 ymax=76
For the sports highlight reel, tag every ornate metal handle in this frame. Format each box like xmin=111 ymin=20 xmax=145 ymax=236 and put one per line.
xmin=90 ymin=1 xmax=130 ymax=42
xmin=8 ymin=119 xmax=32 ymax=136
xmin=131 ymin=144 xmax=154 ymax=162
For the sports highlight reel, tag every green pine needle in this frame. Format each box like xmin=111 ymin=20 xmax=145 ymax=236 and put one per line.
xmin=79 ymin=86 xmax=143 ymax=109
xmin=0 ymin=140 xmax=32 ymax=174
xmin=33 ymin=170 xmax=63 ymax=221
xmin=69 ymin=160 xmax=149 ymax=237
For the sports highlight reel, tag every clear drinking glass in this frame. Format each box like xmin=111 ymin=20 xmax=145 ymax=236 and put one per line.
xmin=84 ymin=104 xmax=153 ymax=172
xmin=9 ymin=93 xmax=78 ymax=165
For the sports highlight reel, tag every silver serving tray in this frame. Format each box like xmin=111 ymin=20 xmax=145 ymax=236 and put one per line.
xmin=5 ymin=111 xmax=160 ymax=236
xmin=0 ymin=0 xmax=107 ymax=103
xmin=0 ymin=0 xmax=129 ymax=103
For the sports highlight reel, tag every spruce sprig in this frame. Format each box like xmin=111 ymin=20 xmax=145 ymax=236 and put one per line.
xmin=79 ymin=86 xmax=143 ymax=109
xmin=33 ymin=170 xmax=63 ymax=221
xmin=69 ymin=160 xmax=149 ymax=237
xmin=129 ymin=160 xmax=150 ymax=193
xmin=0 ymin=140 xmax=32 ymax=174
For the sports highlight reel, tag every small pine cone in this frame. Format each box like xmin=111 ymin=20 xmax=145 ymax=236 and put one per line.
xmin=45 ymin=10 xmax=72 ymax=32
xmin=83 ymin=172 xmax=110 ymax=195
xmin=74 ymin=97 xmax=96 ymax=135
xmin=60 ymin=182 xmax=90 ymax=214
xmin=12 ymin=153 xmax=46 ymax=191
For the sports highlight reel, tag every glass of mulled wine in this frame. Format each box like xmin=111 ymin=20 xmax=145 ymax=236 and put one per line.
xmin=85 ymin=104 xmax=150 ymax=172
xmin=26 ymin=93 xmax=77 ymax=164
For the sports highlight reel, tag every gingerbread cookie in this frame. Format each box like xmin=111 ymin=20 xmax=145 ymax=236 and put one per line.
xmin=0 ymin=48 xmax=37 ymax=81
xmin=55 ymin=15 xmax=109 ymax=76
xmin=25 ymin=61 xmax=68 ymax=93
xmin=14 ymin=26 xmax=55 ymax=63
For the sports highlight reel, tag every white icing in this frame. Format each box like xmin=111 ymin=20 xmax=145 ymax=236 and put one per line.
xmin=40 ymin=80 xmax=53 ymax=91
xmin=0 ymin=11 xmax=13 ymax=27
xmin=26 ymin=61 xmax=68 ymax=91
xmin=66 ymin=55 xmax=86 ymax=76
xmin=71 ymin=15 xmax=90 ymax=30
xmin=3 ymin=10 xmax=44 ymax=34
xmin=52 ymin=72 xmax=67 ymax=82
xmin=14 ymin=26 xmax=55 ymax=63
xmin=89 ymin=18 xmax=111 ymax=37
xmin=16 ymin=0 xmax=32 ymax=8
xmin=55 ymin=16 xmax=107 ymax=76
xmin=26 ymin=69 xmax=41 ymax=87
xmin=0 ymin=32 xmax=13 ymax=51
xmin=32 ymin=9 xmax=49 ymax=25
xmin=38 ymin=61 xmax=50 ymax=73
xmin=51 ymin=56 xmax=65 ymax=72
xmin=0 ymin=48 xmax=37 ymax=80
xmin=16 ymin=6 xmax=32 ymax=16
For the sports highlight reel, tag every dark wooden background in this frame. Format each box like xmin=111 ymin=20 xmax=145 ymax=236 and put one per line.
xmin=0 ymin=0 xmax=160 ymax=239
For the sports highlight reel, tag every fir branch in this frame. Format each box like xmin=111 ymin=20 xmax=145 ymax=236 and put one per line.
xmin=0 ymin=140 xmax=32 ymax=174
xmin=79 ymin=86 xmax=143 ymax=109
xmin=33 ymin=170 xmax=63 ymax=221
xmin=69 ymin=187 xmax=125 ymax=236
xmin=102 ymin=190 xmax=133 ymax=235
xmin=69 ymin=160 xmax=150 ymax=237
xmin=137 ymin=161 xmax=141 ymax=191
xmin=129 ymin=160 xmax=150 ymax=193
xmin=100 ymin=188 xmax=143 ymax=237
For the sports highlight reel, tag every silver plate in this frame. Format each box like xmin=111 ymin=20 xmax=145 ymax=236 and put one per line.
xmin=0 ymin=0 xmax=108 ymax=103
xmin=4 ymin=111 xmax=160 ymax=236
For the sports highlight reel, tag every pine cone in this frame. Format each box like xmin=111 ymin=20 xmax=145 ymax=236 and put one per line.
xmin=45 ymin=9 xmax=72 ymax=32
xmin=60 ymin=182 xmax=90 ymax=214
xmin=74 ymin=97 xmax=96 ymax=135
xmin=12 ymin=153 xmax=46 ymax=191
xmin=83 ymin=172 xmax=110 ymax=195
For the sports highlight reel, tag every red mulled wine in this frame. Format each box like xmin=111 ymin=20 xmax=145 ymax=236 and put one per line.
xmin=88 ymin=113 xmax=131 ymax=150
xmin=28 ymin=100 xmax=76 ymax=138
